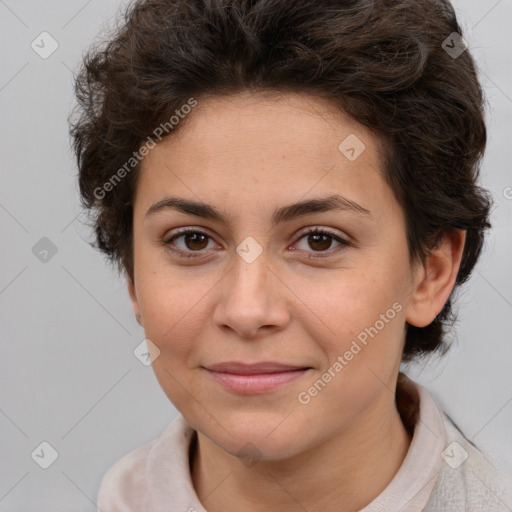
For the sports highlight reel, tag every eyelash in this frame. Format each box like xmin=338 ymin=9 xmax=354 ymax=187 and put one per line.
xmin=163 ymin=227 xmax=351 ymax=260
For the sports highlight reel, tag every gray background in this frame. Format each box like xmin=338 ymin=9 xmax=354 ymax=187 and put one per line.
xmin=0 ymin=0 xmax=511 ymax=510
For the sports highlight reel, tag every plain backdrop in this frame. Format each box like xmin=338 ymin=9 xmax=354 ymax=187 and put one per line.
xmin=0 ymin=0 xmax=511 ymax=510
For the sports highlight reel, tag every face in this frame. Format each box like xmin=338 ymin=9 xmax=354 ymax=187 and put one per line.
xmin=128 ymin=91 xmax=425 ymax=461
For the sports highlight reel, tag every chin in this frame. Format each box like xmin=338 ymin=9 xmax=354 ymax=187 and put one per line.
xmin=223 ymin=432 xmax=307 ymax=464
xmin=191 ymin=409 xmax=317 ymax=463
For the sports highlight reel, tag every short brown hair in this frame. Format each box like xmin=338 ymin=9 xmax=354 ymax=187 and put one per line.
xmin=69 ymin=0 xmax=493 ymax=362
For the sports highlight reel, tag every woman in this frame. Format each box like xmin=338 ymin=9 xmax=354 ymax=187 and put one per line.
xmin=69 ymin=0 xmax=510 ymax=510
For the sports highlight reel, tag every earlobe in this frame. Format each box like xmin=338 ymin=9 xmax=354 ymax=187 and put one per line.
xmin=127 ymin=277 xmax=143 ymax=327
xmin=405 ymin=230 xmax=466 ymax=328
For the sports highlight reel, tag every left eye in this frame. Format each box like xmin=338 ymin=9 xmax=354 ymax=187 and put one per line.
xmin=163 ymin=227 xmax=350 ymax=259
xmin=293 ymin=228 xmax=350 ymax=257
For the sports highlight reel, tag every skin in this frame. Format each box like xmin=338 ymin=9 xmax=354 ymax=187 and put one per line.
xmin=128 ymin=91 xmax=465 ymax=511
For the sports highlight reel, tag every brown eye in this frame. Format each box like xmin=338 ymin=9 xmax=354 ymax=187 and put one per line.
xmin=306 ymin=233 xmax=332 ymax=251
xmin=180 ymin=232 xmax=209 ymax=251
xmin=163 ymin=226 xmax=351 ymax=260
xmin=293 ymin=228 xmax=351 ymax=258
xmin=164 ymin=228 xmax=216 ymax=258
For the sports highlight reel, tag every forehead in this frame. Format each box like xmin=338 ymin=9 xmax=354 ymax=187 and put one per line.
xmin=136 ymin=91 xmax=397 ymax=224
xmin=154 ymin=91 xmax=378 ymax=163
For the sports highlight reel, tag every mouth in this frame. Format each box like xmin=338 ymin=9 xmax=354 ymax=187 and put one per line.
xmin=202 ymin=361 xmax=313 ymax=394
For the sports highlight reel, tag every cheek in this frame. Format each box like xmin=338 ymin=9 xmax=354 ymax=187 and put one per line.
xmin=295 ymin=289 xmax=405 ymax=427
xmin=136 ymin=272 xmax=202 ymax=359
xmin=295 ymin=266 xmax=402 ymax=336
xmin=291 ymin=268 xmax=407 ymax=393
xmin=136 ymin=278 xmax=205 ymax=408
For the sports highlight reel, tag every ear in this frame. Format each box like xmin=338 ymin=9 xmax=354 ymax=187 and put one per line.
xmin=128 ymin=276 xmax=143 ymax=327
xmin=406 ymin=229 xmax=466 ymax=328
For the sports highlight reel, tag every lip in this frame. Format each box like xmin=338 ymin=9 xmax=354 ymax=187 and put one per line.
xmin=203 ymin=361 xmax=312 ymax=394
xmin=206 ymin=361 xmax=309 ymax=374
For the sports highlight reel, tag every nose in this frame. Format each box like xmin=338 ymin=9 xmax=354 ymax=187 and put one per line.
xmin=212 ymin=251 xmax=290 ymax=340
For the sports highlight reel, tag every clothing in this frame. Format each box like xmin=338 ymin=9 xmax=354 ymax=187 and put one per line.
xmin=96 ymin=378 xmax=511 ymax=511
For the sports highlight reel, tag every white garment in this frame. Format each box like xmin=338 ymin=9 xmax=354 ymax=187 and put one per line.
xmin=96 ymin=380 xmax=511 ymax=511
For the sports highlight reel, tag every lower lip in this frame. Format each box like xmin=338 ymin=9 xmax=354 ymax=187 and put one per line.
xmin=204 ymin=369 xmax=310 ymax=394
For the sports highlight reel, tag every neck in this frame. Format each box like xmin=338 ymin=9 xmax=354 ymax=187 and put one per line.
xmin=191 ymin=381 xmax=413 ymax=512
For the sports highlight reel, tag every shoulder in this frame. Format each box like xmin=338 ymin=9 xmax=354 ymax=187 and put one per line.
xmin=426 ymin=409 xmax=512 ymax=510
xmin=96 ymin=415 xmax=190 ymax=512
xmin=96 ymin=437 xmax=155 ymax=512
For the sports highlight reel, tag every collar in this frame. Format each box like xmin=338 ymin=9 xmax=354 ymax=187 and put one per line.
xmin=145 ymin=377 xmax=445 ymax=511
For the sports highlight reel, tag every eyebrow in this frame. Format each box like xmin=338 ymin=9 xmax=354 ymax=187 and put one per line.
xmin=145 ymin=194 xmax=373 ymax=226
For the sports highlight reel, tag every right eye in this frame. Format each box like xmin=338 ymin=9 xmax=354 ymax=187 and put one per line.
xmin=163 ymin=228 xmax=218 ymax=258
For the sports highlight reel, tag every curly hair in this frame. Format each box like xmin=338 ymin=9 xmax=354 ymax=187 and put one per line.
xmin=69 ymin=0 xmax=493 ymax=362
